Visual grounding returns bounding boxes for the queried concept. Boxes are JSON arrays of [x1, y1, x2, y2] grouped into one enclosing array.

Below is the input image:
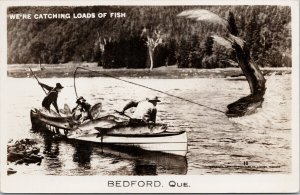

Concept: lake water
[[6, 75, 291, 175]]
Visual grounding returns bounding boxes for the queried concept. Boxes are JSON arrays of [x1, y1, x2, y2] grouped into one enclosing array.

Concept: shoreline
[[7, 64, 291, 79]]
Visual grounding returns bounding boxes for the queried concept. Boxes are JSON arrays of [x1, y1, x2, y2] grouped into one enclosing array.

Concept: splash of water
[[229, 74, 291, 131]]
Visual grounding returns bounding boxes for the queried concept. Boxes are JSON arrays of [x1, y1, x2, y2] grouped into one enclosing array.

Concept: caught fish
[[33, 108, 75, 129], [78, 115, 123, 130], [101, 123, 168, 135], [89, 102, 102, 119], [67, 115, 125, 138]]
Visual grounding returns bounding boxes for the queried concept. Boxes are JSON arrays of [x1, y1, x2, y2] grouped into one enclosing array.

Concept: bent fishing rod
[[29, 67, 47, 94], [73, 66, 225, 114]]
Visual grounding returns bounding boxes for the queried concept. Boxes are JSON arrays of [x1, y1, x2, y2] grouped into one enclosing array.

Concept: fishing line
[[73, 66, 226, 114]]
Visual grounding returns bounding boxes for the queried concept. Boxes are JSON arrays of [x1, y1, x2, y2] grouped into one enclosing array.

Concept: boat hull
[[30, 109, 188, 156], [74, 131, 187, 156]]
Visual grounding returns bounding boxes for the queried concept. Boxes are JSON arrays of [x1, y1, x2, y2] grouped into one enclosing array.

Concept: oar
[[29, 67, 47, 94]]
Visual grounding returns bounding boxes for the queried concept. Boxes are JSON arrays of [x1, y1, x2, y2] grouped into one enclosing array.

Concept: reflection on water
[[6, 75, 291, 175], [134, 160, 157, 175], [42, 134, 63, 174], [75, 140, 188, 175], [35, 131, 187, 175], [72, 142, 92, 169]]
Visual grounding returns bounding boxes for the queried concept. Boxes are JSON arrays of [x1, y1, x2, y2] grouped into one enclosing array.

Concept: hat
[[76, 96, 86, 104], [55, 83, 64, 89], [148, 96, 161, 102]]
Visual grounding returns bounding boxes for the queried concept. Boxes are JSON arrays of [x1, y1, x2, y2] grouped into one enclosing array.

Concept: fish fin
[[64, 104, 72, 116], [89, 103, 102, 119]]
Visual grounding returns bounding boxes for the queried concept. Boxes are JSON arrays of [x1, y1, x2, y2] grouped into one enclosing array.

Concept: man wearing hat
[[72, 96, 92, 122], [38, 82, 63, 115], [120, 95, 160, 123]]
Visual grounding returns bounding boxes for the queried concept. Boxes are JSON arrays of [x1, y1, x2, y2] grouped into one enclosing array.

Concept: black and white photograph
[[0, 0, 299, 193]]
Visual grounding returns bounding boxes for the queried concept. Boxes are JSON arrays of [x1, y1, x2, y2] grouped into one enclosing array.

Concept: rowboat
[[30, 109, 188, 156]]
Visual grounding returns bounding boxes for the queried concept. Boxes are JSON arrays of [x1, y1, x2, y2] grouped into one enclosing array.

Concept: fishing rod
[[73, 66, 226, 114], [29, 67, 47, 94], [114, 110, 132, 119]]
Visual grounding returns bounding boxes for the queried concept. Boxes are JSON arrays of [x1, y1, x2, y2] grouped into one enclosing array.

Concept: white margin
[[0, 0, 299, 193]]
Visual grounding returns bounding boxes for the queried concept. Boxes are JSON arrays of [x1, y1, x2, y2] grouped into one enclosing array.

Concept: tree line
[[7, 5, 291, 68]]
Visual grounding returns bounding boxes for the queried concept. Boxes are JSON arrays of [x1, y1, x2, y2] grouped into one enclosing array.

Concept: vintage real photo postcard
[[0, 0, 299, 193]]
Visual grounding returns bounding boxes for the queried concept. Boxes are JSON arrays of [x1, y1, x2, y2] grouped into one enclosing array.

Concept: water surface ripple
[[6, 75, 291, 175]]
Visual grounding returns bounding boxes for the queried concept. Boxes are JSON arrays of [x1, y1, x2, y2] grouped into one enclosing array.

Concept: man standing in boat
[[119, 96, 160, 123], [38, 82, 63, 115]]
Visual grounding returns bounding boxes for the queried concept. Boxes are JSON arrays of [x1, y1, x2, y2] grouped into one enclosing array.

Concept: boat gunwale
[[94, 131, 186, 138]]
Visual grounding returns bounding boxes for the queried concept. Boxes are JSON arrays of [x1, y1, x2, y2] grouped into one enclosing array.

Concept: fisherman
[[119, 96, 160, 124], [38, 82, 63, 115], [72, 96, 92, 122]]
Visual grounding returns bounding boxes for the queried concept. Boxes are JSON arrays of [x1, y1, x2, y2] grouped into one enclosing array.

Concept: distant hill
[[7, 5, 291, 68]]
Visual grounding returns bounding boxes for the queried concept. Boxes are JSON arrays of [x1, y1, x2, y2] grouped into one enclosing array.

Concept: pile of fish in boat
[[30, 107, 187, 156]]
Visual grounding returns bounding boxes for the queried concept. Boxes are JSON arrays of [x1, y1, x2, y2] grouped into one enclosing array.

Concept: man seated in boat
[[72, 96, 92, 123], [119, 96, 160, 124], [38, 82, 63, 116]]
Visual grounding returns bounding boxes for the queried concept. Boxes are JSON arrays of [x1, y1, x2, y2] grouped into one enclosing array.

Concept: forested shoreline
[[8, 6, 291, 69]]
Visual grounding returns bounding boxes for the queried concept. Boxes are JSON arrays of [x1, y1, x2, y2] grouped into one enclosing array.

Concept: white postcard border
[[0, 0, 299, 193]]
